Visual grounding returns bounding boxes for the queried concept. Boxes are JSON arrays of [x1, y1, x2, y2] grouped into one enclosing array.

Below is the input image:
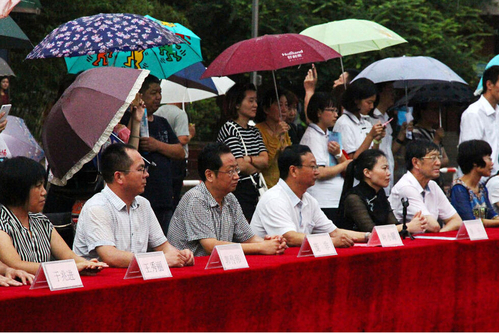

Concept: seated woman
[[450, 140, 499, 226], [338, 149, 427, 232], [0, 157, 108, 275]]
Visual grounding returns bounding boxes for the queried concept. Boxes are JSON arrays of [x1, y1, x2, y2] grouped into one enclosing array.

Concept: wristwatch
[[334, 152, 343, 160], [364, 232, 371, 242]]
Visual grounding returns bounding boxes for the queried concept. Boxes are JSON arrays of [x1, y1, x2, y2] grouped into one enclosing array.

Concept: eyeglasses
[[421, 155, 442, 162], [216, 167, 240, 177], [117, 165, 149, 174], [324, 107, 339, 113], [298, 165, 320, 171]]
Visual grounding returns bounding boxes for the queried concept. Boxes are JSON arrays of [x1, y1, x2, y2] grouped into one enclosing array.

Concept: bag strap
[[227, 121, 258, 187]]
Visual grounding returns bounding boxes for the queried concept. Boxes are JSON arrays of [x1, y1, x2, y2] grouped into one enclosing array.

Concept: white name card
[[456, 219, 488, 241], [297, 233, 337, 257], [205, 244, 249, 270], [30, 259, 83, 291], [367, 225, 404, 247], [124, 251, 172, 280]]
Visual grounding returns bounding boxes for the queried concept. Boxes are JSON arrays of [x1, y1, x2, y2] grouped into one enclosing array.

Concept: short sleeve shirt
[[73, 186, 167, 260], [333, 110, 373, 155], [389, 171, 457, 223], [217, 121, 267, 160], [167, 182, 254, 257], [0, 205, 53, 263], [251, 179, 337, 238]]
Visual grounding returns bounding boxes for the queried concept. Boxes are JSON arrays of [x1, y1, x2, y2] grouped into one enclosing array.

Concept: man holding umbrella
[[122, 75, 185, 233], [459, 66, 499, 178]]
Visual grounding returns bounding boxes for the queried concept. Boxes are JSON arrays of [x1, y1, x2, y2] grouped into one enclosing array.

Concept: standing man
[[167, 142, 287, 257], [122, 75, 185, 234], [155, 102, 195, 209], [389, 140, 462, 232], [460, 65, 499, 176], [73, 144, 194, 268], [251, 145, 369, 247]]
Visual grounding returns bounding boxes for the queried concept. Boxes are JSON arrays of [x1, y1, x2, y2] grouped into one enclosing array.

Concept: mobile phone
[[0, 104, 11, 122]]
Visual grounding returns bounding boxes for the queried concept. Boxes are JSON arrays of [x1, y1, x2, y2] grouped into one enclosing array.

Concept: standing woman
[[255, 88, 291, 188], [338, 149, 427, 232], [217, 83, 269, 221], [0, 157, 108, 275], [333, 78, 385, 159], [300, 92, 351, 223], [0, 76, 10, 106]]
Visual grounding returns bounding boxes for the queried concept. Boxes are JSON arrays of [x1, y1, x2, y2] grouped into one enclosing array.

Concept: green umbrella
[[0, 15, 32, 49], [300, 19, 407, 84]]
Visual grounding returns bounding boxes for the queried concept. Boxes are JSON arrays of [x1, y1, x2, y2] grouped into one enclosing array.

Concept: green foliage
[[6, 0, 494, 143]]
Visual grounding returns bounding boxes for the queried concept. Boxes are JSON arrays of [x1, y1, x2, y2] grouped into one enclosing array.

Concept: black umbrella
[[0, 15, 32, 49], [394, 82, 474, 107]]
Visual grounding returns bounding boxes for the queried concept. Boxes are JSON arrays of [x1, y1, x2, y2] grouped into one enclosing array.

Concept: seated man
[[168, 142, 287, 257], [73, 144, 194, 268], [389, 140, 462, 232], [251, 144, 369, 247]]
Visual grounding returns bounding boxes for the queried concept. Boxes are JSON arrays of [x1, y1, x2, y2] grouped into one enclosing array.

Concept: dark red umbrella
[[43, 67, 149, 186], [201, 33, 341, 78]]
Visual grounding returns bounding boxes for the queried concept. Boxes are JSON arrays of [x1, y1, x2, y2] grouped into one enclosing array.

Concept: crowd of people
[[1, 61, 499, 288]]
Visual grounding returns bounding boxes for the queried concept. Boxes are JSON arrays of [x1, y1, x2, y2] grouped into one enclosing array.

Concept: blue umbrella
[[474, 54, 499, 95], [25, 13, 183, 59], [62, 15, 203, 79]]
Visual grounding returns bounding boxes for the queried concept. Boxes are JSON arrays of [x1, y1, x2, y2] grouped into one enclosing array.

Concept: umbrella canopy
[[474, 54, 499, 95], [0, 0, 20, 19], [161, 62, 234, 103], [26, 13, 183, 60], [0, 57, 14, 76], [394, 82, 475, 107], [0, 15, 32, 49], [202, 33, 341, 78], [63, 15, 202, 79], [0, 115, 44, 161], [43, 67, 149, 186], [300, 19, 407, 56], [353, 56, 467, 87]]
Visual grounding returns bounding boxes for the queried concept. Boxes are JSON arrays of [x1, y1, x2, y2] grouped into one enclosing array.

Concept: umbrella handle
[[272, 70, 282, 121]]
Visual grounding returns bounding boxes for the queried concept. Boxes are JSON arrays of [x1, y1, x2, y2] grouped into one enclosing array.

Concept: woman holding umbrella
[[255, 87, 291, 188], [0, 157, 108, 275], [333, 78, 385, 159], [217, 83, 268, 221]]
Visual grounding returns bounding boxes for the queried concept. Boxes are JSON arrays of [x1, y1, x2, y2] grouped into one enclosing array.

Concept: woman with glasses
[[217, 83, 269, 221], [255, 88, 291, 188], [0, 157, 108, 275], [338, 149, 427, 232], [450, 140, 499, 226], [300, 92, 351, 223]]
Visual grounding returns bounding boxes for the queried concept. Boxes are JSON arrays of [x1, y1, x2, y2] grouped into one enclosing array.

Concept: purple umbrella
[[43, 66, 149, 186], [0, 115, 44, 161]]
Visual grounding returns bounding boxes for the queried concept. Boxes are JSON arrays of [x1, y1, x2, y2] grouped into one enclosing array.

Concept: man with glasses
[[251, 145, 369, 247], [389, 140, 462, 232], [167, 142, 287, 257], [73, 144, 194, 268]]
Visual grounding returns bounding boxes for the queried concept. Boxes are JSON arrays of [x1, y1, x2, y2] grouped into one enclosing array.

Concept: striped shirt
[[0, 205, 53, 263], [167, 182, 254, 257], [217, 121, 267, 160]]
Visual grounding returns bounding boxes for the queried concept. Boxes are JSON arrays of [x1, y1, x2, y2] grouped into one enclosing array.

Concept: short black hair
[[197, 142, 232, 182], [278, 144, 312, 180], [405, 139, 440, 171], [101, 143, 136, 183], [0, 157, 46, 207], [482, 66, 499, 94], [344, 68, 360, 84], [139, 74, 161, 94], [224, 82, 257, 121], [307, 92, 336, 124], [458, 140, 492, 174], [255, 87, 287, 123], [341, 78, 378, 113]]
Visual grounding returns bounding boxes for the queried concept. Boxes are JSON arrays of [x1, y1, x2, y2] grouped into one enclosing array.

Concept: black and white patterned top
[[0, 205, 53, 263], [167, 182, 254, 257], [217, 120, 267, 160]]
